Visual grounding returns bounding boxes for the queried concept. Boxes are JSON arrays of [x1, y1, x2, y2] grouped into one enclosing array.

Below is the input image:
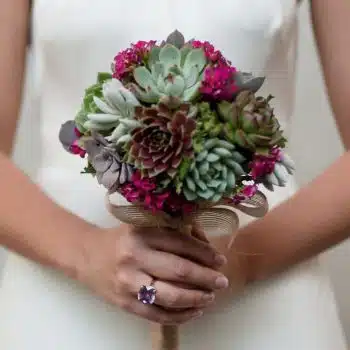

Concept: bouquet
[[58, 30, 295, 350]]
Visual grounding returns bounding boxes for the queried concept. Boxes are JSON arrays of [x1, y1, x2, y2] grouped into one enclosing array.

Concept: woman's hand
[[75, 224, 229, 325], [208, 234, 250, 303]]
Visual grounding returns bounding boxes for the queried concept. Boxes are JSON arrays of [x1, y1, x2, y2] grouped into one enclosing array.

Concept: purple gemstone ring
[[137, 279, 157, 305]]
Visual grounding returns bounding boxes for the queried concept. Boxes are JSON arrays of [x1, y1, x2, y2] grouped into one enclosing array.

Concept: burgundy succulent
[[128, 103, 196, 178]]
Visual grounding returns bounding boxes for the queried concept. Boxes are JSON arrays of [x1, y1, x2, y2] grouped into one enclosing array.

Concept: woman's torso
[[2, 1, 347, 349]]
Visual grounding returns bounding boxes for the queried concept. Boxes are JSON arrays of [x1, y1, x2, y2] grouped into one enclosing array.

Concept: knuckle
[[174, 261, 190, 279], [119, 247, 136, 265], [115, 269, 131, 289], [167, 292, 181, 308]]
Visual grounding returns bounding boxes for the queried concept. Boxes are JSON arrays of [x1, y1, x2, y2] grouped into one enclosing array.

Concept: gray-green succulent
[[83, 78, 142, 145], [182, 138, 246, 202], [128, 43, 207, 105], [262, 152, 295, 190]]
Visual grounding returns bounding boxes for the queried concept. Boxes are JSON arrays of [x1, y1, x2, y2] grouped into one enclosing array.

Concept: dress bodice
[[30, 0, 299, 171]]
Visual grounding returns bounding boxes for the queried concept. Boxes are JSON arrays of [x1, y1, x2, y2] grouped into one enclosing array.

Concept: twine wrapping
[[106, 191, 268, 350]]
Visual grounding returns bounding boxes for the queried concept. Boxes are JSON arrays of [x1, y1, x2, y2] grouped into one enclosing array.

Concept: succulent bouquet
[[58, 30, 294, 350]]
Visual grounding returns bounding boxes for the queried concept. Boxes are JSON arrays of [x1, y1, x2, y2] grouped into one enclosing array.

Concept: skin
[[0, 0, 230, 325], [211, 0, 350, 294], [1, 0, 350, 324]]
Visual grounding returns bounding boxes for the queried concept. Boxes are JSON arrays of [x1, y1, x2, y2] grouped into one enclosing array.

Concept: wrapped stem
[[151, 324, 179, 350]]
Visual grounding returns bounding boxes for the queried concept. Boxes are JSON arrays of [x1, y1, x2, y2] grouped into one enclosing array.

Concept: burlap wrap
[[106, 191, 269, 350]]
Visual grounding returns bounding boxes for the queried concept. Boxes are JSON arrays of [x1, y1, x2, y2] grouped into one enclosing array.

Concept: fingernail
[[215, 276, 229, 289], [215, 254, 227, 266], [202, 293, 215, 303]]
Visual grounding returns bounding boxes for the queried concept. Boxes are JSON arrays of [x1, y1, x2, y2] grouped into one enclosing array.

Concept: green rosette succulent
[[218, 90, 286, 154], [182, 138, 246, 202], [82, 78, 142, 145], [128, 42, 207, 105], [75, 72, 112, 133]]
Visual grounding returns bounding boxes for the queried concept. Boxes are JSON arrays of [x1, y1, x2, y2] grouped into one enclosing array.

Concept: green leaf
[[183, 188, 197, 201], [97, 72, 112, 84], [198, 161, 209, 175], [217, 101, 234, 122], [184, 65, 199, 89], [196, 150, 208, 162], [213, 147, 232, 157], [159, 44, 181, 68], [185, 176, 196, 192], [151, 62, 165, 81], [133, 66, 155, 90], [180, 46, 191, 66], [147, 47, 161, 69], [197, 189, 215, 200], [206, 153, 220, 162], [183, 49, 207, 74], [227, 171, 236, 188], [183, 81, 201, 102], [178, 158, 192, 180], [165, 75, 185, 97]]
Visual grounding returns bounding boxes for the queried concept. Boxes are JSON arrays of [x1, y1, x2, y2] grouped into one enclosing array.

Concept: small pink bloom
[[200, 65, 238, 101], [113, 40, 156, 81], [191, 41, 229, 66]]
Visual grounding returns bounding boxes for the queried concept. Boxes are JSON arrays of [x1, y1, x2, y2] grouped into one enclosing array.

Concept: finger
[[146, 228, 226, 268], [117, 269, 215, 309], [141, 250, 229, 291], [191, 225, 209, 243], [125, 298, 203, 325], [152, 279, 215, 309]]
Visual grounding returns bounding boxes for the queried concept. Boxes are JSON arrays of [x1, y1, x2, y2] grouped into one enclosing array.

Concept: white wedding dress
[[0, 0, 348, 349]]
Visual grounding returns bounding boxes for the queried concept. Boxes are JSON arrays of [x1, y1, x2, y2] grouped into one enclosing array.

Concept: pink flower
[[200, 65, 238, 101], [113, 40, 156, 81], [249, 147, 283, 180], [120, 171, 196, 216], [120, 171, 170, 213], [191, 40, 229, 66]]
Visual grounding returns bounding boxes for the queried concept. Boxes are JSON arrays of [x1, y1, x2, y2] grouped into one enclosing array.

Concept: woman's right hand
[[75, 223, 229, 325]]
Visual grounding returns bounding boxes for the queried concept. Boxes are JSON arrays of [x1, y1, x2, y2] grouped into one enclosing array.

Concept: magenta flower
[[191, 40, 229, 66], [120, 171, 170, 213], [200, 65, 238, 101], [113, 40, 156, 81], [120, 171, 196, 216], [249, 147, 283, 180]]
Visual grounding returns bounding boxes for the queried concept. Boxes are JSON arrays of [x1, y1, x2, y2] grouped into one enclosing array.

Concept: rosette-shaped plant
[[128, 42, 207, 104], [127, 103, 196, 178], [82, 78, 142, 145], [84, 133, 134, 192], [218, 90, 286, 154], [182, 138, 246, 202], [74, 72, 113, 133]]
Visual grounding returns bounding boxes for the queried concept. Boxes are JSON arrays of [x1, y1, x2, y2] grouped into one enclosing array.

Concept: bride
[[1, 0, 349, 349]]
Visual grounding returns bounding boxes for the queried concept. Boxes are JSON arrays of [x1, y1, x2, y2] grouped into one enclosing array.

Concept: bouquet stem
[[151, 324, 179, 350]]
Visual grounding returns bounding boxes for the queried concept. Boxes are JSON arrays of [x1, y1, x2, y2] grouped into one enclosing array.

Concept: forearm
[[230, 151, 350, 282], [0, 152, 95, 278], [311, 0, 350, 148]]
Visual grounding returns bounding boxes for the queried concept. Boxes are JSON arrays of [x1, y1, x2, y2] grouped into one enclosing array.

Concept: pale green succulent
[[83, 79, 142, 145], [128, 44, 207, 105], [262, 152, 295, 190], [182, 138, 246, 202]]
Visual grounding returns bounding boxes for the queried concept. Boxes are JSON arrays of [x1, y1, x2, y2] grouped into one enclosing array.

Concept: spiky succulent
[[127, 102, 196, 178], [74, 72, 113, 133], [218, 90, 286, 154], [84, 133, 134, 192], [182, 138, 246, 202], [128, 42, 207, 105], [81, 78, 141, 145]]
